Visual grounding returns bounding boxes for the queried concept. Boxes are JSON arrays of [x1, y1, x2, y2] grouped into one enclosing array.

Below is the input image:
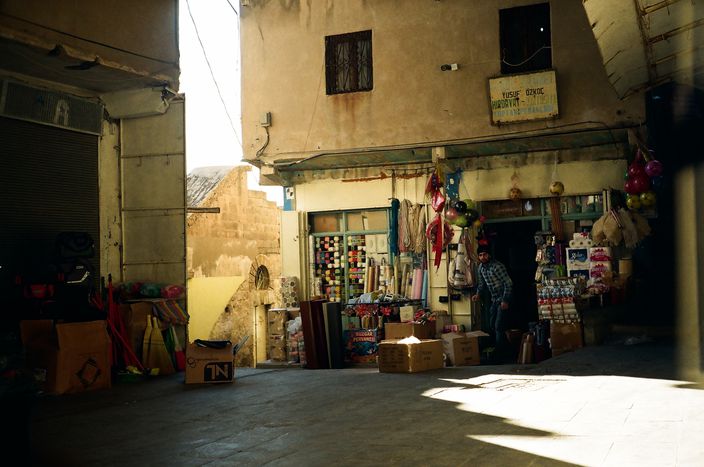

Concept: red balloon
[[645, 160, 663, 177], [632, 174, 651, 194], [624, 179, 637, 194], [628, 163, 646, 178]]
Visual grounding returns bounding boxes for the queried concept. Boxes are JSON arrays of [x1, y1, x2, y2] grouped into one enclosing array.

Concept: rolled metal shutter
[[0, 116, 99, 286]]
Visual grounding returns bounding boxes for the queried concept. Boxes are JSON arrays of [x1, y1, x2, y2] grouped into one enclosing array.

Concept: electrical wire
[[224, 0, 239, 16], [185, 0, 243, 149], [502, 45, 552, 67]]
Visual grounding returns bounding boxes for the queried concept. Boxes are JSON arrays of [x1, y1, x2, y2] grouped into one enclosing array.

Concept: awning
[[582, 0, 704, 99]]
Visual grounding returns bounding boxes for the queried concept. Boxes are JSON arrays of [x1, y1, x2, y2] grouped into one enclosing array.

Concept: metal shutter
[[0, 116, 99, 286]]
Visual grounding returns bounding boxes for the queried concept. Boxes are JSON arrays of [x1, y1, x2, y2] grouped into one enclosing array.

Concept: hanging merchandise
[[412, 204, 427, 254], [509, 171, 522, 201], [449, 230, 474, 290], [389, 198, 400, 256], [398, 199, 413, 253], [425, 213, 453, 270], [625, 147, 663, 211], [425, 166, 452, 269]]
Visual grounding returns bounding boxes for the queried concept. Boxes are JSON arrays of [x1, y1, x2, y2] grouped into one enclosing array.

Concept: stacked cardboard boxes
[[377, 321, 443, 373], [268, 308, 289, 361]]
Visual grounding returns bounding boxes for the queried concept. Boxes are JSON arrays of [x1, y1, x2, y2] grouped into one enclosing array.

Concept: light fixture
[[440, 63, 459, 71]]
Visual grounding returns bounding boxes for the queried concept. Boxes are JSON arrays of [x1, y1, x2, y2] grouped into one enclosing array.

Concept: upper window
[[325, 30, 373, 95], [500, 3, 552, 75]]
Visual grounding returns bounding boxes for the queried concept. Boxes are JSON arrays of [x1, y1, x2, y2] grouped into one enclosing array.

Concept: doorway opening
[[483, 220, 542, 332]]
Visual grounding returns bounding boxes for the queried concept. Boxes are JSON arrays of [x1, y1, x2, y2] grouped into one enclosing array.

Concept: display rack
[[314, 236, 343, 302], [347, 235, 366, 299]]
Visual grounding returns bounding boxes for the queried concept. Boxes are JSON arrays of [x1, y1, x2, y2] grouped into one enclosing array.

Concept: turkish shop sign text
[[489, 70, 559, 124]]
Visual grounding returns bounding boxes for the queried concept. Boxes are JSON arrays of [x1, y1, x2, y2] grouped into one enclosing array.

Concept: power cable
[[185, 0, 242, 149], [224, 0, 239, 16]]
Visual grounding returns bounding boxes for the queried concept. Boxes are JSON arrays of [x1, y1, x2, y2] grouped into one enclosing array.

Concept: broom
[[144, 316, 175, 375], [169, 326, 186, 371], [142, 314, 152, 366]]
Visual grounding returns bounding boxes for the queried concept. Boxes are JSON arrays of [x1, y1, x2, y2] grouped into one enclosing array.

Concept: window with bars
[[500, 3, 552, 75], [325, 30, 373, 95]]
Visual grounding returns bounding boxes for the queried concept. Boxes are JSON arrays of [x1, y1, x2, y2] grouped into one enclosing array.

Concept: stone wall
[[187, 166, 281, 367]]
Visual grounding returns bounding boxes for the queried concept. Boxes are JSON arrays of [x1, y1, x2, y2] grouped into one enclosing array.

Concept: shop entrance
[[484, 220, 542, 331]]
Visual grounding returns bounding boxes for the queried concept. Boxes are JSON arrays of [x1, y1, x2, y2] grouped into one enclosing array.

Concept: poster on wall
[[488, 70, 559, 124]]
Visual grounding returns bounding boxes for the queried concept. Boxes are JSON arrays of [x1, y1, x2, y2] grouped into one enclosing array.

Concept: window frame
[[499, 2, 552, 75], [324, 30, 373, 95]]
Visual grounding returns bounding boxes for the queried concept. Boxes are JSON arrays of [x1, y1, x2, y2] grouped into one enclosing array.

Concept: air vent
[[0, 79, 103, 135]]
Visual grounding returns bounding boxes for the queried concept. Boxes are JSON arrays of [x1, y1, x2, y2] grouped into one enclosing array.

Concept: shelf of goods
[[347, 235, 366, 299], [536, 277, 585, 323], [314, 236, 343, 302]]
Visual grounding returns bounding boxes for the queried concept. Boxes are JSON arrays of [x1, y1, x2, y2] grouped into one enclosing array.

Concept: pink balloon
[[645, 160, 663, 177], [445, 207, 459, 223]]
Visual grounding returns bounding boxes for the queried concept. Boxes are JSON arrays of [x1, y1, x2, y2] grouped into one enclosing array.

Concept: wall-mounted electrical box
[[260, 112, 272, 127]]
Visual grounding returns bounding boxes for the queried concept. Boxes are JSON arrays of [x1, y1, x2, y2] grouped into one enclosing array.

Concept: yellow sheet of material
[[187, 276, 245, 340]]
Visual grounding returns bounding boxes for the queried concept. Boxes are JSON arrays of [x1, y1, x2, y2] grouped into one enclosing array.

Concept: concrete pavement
[[25, 338, 704, 466]]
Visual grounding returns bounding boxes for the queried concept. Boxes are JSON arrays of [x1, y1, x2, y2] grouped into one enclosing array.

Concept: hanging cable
[[502, 46, 552, 67], [185, 0, 242, 149]]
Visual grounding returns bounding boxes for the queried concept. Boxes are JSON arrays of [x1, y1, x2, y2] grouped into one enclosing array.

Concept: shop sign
[[489, 70, 559, 124]]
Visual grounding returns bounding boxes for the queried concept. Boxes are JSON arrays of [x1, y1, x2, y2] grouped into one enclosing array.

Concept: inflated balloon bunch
[[623, 148, 663, 211], [445, 198, 485, 229]]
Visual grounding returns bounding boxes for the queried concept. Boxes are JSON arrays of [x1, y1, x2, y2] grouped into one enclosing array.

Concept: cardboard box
[[268, 309, 288, 335], [441, 331, 489, 366], [378, 339, 444, 373], [20, 320, 112, 395], [550, 322, 584, 356], [384, 322, 435, 340], [185, 342, 235, 384]]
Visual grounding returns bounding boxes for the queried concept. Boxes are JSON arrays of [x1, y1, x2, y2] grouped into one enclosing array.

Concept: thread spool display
[[315, 236, 343, 302]]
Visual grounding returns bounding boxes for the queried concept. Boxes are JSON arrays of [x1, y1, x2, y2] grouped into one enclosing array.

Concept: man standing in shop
[[471, 244, 513, 363]]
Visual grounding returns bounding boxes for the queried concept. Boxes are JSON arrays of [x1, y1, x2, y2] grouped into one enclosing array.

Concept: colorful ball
[[466, 208, 479, 223], [640, 190, 656, 207], [454, 215, 469, 228], [445, 207, 459, 223], [628, 162, 646, 178], [624, 179, 637, 194], [626, 195, 641, 210], [631, 174, 651, 194], [645, 160, 664, 177], [454, 200, 468, 214]]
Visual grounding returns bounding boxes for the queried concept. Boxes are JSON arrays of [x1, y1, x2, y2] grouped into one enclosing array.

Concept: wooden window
[[500, 3, 552, 74], [325, 30, 373, 95]]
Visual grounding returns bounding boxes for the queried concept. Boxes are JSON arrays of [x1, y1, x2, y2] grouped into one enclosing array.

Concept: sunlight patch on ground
[[422, 374, 700, 466]]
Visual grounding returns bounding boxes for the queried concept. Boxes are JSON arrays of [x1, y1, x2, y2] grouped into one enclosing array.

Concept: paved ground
[[21, 338, 704, 466]]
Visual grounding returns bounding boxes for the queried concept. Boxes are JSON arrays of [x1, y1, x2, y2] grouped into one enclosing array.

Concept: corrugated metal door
[[0, 116, 99, 286], [120, 98, 186, 286]]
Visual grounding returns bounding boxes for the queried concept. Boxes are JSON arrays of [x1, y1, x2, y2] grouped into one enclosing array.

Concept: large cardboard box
[[20, 320, 112, 395], [378, 339, 444, 373], [384, 322, 435, 340], [550, 322, 584, 356], [441, 331, 489, 366], [185, 342, 235, 384]]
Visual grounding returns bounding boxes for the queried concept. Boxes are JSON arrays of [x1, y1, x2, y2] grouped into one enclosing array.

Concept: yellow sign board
[[489, 70, 559, 124]]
